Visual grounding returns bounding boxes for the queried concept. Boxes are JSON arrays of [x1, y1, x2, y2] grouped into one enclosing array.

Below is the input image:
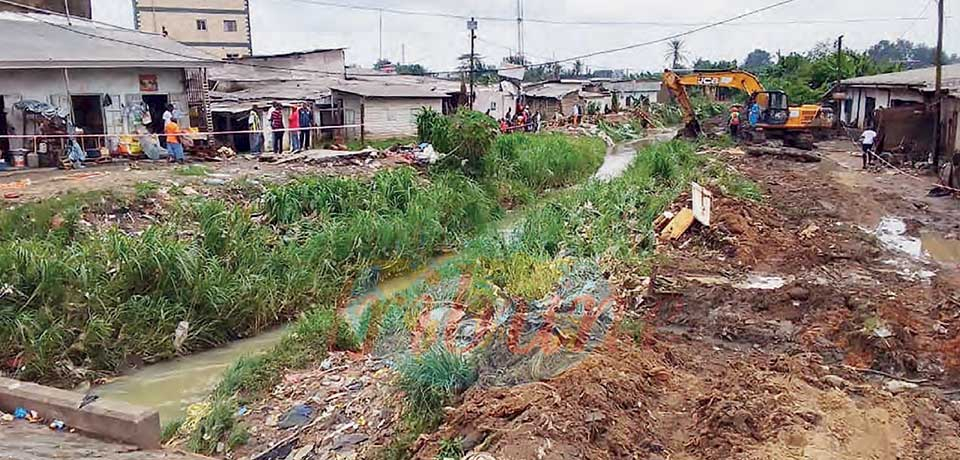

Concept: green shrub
[[397, 344, 477, 430]]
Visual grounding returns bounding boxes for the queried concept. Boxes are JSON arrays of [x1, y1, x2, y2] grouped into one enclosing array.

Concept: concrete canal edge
[[0, 377, 161, 449]]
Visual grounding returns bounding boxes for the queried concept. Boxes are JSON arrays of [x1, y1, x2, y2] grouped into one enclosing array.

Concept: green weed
[[173, 165, 209, 177], [397, 344, 477, 431]]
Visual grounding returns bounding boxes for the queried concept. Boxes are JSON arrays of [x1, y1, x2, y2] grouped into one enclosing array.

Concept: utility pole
[[62, 0, 74, 125], [933, 0, 944, 170], [378, 9, 383, 63], [835, 35, 843, 128], [516, 0, 524, 62], [401, 44, 405, 65], [468, 18, 478, 110]]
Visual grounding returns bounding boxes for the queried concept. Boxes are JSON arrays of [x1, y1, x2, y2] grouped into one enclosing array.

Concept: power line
[[1, 0, 802, 77]]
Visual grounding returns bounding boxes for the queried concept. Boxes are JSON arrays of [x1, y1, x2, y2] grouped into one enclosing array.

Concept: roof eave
[[0, 60, 210, 69]]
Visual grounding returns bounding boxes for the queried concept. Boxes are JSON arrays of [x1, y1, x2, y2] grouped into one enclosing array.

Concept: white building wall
[[363, 98, 441, 140], [842, 87, 926, 128], [0, 67, 188, 144], [474, 87, 514, 120], [334, 91, 441, 140]]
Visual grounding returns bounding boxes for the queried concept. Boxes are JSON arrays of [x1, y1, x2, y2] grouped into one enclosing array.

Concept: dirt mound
[[411, 345, 672, 460]]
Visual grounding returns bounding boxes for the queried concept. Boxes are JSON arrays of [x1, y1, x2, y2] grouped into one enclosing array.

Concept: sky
[[92, 0, 956, 73]]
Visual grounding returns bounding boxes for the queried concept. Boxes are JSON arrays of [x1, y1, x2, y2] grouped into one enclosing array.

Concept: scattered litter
[[3, 192, 21, 199], [872, 325, 894, 339], [236, 406, 249, 417], [884, 380, 919, 394], [822, 375, 849, 389], [660, 208, 695, 241], [277, 404, 313, 429], [799, 223, 820, 239], [0, 179, 31, 190], [734, 274, 786, 290], [203, 178, 227, 186], [13, 407, 27, 419], [48, 419, 65, 431], [173, 321, 189, 352], [290, 443, 314, 460]]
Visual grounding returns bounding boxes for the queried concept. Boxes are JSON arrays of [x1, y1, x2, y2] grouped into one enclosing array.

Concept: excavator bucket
[[678, 119, 702, 139]]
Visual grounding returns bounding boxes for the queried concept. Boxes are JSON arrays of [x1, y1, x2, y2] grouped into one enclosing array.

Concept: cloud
[[93, 0, 955, 73]]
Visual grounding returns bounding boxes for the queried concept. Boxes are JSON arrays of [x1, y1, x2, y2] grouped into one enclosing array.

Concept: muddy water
[[593, 129, 677, 181], [94, 135, 667, 424], [870, 216, 960, 264]]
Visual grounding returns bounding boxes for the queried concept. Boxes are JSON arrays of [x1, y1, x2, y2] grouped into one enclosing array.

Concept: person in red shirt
[[288, 105, 301, 152], [269, 102, 284, 154]]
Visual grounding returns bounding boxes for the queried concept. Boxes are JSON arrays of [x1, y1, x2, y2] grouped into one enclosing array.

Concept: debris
[[13, 407, 27, 419], [332, 433, 368, 451], [173, 321, 189, 352], [0, 179, 31, 190], [799, 223, 820, 239], [289, 443, 314, 460], [872, 325, 894, 339], [203, 178, 227, 186], [745, 146, 821, 163], [691, 182, 713, 227], [822, 375, 850, 389], [277, 404, 313, 429], [49, 420, 65, 431], [78, 393, 99, 409], [884, 380, 919, 394], [3, 192, 20, 199], [0, 412, 13, 422], [53, 172, 110, 182], [180, 186, 199, 196], [660, 208, 695, 241]]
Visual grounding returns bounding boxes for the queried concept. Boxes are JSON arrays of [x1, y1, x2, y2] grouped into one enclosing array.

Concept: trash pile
[[226, 352, 404, 460], [0, 407, 70, 434], [385, 143, 441, 166]]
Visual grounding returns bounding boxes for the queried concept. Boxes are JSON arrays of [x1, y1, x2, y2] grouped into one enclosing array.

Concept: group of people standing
[[248, 102, 314, 155], [727, 101, 763, 138], [497, 104, 543, 134]]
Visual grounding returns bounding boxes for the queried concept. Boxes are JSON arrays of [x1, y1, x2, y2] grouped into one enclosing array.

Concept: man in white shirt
[[859, 128, 878, 169]]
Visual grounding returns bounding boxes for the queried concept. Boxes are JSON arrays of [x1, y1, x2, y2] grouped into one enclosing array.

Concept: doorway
[[0, 96, 8, 154], [71, 95, 105, 150], [864, 96, 877, 129], [142, 94, 169, 135]]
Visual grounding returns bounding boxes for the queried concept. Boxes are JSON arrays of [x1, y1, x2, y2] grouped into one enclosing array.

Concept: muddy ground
[[406, 139, 960, 459]]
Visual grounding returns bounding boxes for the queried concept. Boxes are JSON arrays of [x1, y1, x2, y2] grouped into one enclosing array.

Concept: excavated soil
[[410, 141, 960, 459]]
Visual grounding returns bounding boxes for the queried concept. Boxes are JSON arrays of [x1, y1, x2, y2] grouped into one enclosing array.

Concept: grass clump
[[397, 344, 477, 431], [173, 165, 209, 177]]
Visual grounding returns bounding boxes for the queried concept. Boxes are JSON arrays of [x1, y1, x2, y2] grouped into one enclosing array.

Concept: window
[[225, 53, 240, 59], [490, 101, 497, 111], [223, 20, 238, 32], [196, 19, 207, 30]]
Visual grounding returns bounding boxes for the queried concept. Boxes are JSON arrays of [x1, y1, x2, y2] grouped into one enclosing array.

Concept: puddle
[[873, 217, 923, 257], [869, 216, 960, 264], [734, 274, 786, 290], [922, 232, 960, 263]]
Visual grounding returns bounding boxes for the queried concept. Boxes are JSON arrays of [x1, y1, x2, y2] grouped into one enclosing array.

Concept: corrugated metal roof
[[330, 82, 449, 98], [841, 64, 960, 91], [0, 13, 211, 69], [602, 80, 662, 92], [524, 82, 582, 99]]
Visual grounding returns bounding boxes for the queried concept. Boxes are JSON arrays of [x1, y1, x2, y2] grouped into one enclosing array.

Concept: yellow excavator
[[662, 69, 834, 149]]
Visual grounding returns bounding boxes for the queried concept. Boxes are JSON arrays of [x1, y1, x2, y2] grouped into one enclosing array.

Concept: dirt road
[[412, 139, 960, 459]]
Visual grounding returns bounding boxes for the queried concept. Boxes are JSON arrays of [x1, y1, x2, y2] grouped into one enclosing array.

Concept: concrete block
[[0, 377, 161, 449]]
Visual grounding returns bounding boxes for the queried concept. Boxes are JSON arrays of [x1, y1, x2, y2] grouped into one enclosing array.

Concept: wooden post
[[932, 0, 944, 170], [359, 99, 366, 145]]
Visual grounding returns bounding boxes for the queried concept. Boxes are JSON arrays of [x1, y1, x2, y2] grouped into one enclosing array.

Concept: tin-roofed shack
[[836, 64, 960, 158], [331, 82, 450, 140], [0, 12, 212, 167]]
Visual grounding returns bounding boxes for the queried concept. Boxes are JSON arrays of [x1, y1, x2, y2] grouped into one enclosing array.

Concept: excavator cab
[[753, 91, 790, 126]]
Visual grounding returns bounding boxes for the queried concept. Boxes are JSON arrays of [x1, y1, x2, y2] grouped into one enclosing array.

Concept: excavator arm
[[662, 70, 702, 137], [662, 69, 767, 138]]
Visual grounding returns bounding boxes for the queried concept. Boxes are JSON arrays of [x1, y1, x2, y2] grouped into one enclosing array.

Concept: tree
[[692, 58, 737, 70], [665, 39, 688, 69], [743, 49, 773, 73], [397, 64, 429, 75]]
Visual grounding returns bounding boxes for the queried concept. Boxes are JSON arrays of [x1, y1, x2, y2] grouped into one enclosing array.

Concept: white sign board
[[692, 182, 712, 227]]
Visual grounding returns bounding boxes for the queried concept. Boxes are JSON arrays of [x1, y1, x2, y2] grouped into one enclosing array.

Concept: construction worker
[[728, 106, 742, 138], [164, 116, 185, 164]]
